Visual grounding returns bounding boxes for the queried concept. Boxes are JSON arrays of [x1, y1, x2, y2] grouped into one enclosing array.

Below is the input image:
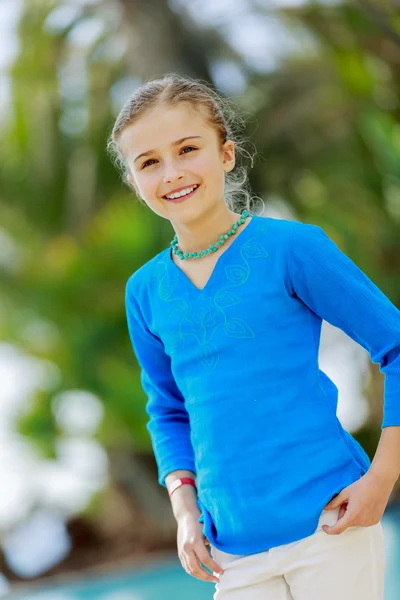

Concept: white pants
[[210, 506, 386, 600]]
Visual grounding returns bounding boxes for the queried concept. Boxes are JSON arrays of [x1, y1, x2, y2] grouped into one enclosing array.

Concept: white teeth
[[166, 184, 198, 199]]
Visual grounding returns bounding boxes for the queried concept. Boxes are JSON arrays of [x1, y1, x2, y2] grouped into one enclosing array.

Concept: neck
[[171, 208, 243, 254]]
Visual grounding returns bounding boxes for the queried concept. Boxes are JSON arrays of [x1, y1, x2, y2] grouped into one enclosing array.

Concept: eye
[[141, 158, 157, 169], [181, 146, 196, 154], [141, 146, 197, 169]]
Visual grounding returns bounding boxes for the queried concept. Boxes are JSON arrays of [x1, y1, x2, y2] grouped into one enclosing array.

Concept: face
[[119, 102, 235, 223]]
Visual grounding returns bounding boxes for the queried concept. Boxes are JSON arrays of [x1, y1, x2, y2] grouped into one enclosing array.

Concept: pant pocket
[[316, 506, 341, 530], [210, 544, 245, 569]]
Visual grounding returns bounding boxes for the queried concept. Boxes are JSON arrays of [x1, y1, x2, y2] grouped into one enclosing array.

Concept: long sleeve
[[125, 277, 196, 487], [287, 222, 400, 428]]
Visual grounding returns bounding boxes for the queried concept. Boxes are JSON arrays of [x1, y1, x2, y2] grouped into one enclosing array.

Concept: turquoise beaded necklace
[[170, 209, 250, 261]]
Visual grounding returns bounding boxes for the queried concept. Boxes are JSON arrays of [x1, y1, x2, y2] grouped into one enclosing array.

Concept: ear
[[222, 139, 235, 173]]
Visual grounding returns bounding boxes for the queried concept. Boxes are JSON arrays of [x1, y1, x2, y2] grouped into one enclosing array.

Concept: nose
[[162, 160, 185, 184]]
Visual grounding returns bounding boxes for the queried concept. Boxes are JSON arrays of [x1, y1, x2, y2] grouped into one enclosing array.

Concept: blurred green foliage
[[0, 0, 399, 502]]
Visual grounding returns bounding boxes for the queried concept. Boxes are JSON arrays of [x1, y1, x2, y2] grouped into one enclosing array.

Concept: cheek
[[137, 174, 158, 197], [193, 154, 221, 181]]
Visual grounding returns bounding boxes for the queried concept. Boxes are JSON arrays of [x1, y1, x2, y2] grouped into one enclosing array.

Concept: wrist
[[168, 476, 197, 498], [176, 507, 202, 523], [367, 467, 398, 489]]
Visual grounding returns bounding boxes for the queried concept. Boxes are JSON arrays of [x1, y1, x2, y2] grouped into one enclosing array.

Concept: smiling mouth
[[163, 184, 200, 202]]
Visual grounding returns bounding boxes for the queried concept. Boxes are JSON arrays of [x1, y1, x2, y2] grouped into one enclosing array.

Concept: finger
[[186, 551, 221, 583], [338, 503, 347, 520], [179, 552, 191, 576], [196, 547, 224, 577], [323, 513, 352, 535], [324, 493, 345, 510]]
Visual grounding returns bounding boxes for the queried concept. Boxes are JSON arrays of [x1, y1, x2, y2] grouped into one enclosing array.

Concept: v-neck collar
[[166, 215, 257, 292]]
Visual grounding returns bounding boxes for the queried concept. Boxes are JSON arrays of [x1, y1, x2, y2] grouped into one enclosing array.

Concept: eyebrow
[[133, 136, 203, 164]]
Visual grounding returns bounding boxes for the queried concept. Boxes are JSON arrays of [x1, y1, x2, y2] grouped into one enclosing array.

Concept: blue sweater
[[125, 214, 400, 555]]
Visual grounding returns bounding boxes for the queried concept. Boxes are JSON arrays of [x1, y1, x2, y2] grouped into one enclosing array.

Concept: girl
[[107, 73, 400, 600]]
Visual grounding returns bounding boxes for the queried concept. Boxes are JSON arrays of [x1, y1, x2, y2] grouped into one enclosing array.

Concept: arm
[[165, 469, 201, 522], [125, 278, 197, 489], [369, 426, 400, 486], [323, 421, 400, 532], [287, 222, 400, 482], [125, 279, 222, 581]]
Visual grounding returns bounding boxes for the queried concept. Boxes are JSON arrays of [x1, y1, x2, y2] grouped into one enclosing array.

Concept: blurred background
[[0, 0, 400, 598]]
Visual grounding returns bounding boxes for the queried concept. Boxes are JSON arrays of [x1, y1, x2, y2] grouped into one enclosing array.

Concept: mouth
[[163, 184, 200, 203]]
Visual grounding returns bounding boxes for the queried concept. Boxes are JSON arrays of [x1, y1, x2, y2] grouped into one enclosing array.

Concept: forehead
[[120, 103, 213, 159]]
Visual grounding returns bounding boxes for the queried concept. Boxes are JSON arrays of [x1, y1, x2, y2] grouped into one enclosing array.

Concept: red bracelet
[[168, 477, 197, 497]]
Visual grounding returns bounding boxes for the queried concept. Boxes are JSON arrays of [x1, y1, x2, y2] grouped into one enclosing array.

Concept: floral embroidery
[[153, 221, 269, 374]]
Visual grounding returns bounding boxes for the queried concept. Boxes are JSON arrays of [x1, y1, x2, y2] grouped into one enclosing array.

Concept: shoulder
[[252, 214, 325, 247], [288, 220, 334, 258], [125, 248, 169, 302], [264, 215, 324, 235], [252, 216, 334, 278]]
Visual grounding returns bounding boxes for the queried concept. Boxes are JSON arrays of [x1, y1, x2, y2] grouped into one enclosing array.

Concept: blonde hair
[[107, 72, 263, 215]]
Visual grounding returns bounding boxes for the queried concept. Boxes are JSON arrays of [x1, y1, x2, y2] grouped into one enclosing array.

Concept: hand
[[177, 513, 224, 583], [322, 470, 394, 535]]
